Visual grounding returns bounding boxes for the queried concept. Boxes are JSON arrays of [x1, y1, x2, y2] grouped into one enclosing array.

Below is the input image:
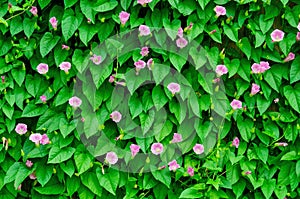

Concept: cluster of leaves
[[0, 0, 300, 198]]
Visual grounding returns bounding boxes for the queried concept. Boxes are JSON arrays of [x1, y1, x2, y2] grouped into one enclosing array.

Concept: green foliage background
[[0, 0, 300, 198]]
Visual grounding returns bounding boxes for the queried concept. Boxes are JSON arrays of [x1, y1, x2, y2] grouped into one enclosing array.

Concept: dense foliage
[[1, 0, 300, 198]]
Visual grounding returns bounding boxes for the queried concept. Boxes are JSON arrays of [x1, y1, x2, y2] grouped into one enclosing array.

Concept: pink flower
[[177, 27, 183, 38], [168, 160, 180, 171], [244, 171, 252, 175], [105, 152, 118, 164], [187, 166, 194, 177], [2, 137, 8, 150], [130, 144, 140, 157], [230, 99, 242, 110], [250, 83, 260, 95], [90, 54, 102, 65], [87, 18, 91, 24], [110, 111, 122, 123], [26, 160, 33, 168], [40, 95, 47, 103], [17, 184, 22, 191], [193, 144, 204, 155], [171, 133, 182, 143], [109, 75, 115, 83], [116, 81, 126, 86], [29, 172, 36, 180], [232, 137, 239, 148], [176, 37, 188, 48], [119, 11, 130, 25], [283, 52, 295, 62], [215, 65, 228, 76], [139, 25, 151, 36], [49, 17, 58, 29], [271, 29, 284, 42], [147, 58, 153, 70], [209, 29, 217, 34], [69, 96, 82, 108], [134, 60, 146, 72], [37, 63, 48, 74], [29, 133, 42, 144], [275, 142, 288, 147], [251, 63, 261, 74], [260, 61, 270, 72], [137, 0, 152, 6], [1, 76, 4, 83], [15, 123, 27, 135], [40, 134, 50, 145], [30, 6, 38, 16], [151, 143, 164, 155], [274, 98, 279, 103], [59, 62, 71, 73], [167, 83, 180, 95], [185, 22, 193, 31], [62, 44, 70, 50], [298, 22, 300, 31], [213, 78, 220, 83], [214, 6, 226, 17], [140, 47, 149, 57], [297, 32, 300, 41]]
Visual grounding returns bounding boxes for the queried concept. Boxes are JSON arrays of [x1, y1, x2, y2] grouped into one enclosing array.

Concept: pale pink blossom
[[81, 117, 85, 122], [250, 83, 260, 95], [62, 44, 70, 50], [29, 172, 37, 180], [139, 25, 151, 36], [1, 76, 4, 83], [49, 17, 58, 29], [40, 95, 47, 103], [232, 137, 239, 148], [271, 29, 284, 42], [260, 61, 270, 72], [137, 0, 152, 6], [37, 63, 48, 74], [2, 137, 8, 150], [244, 171, 252, 175], [40, 134, 50, 145], [87, 18, 91, 23], [29, 133, 42, 144], [275, 142, 288, 147], [215, 65, 228, 76], [26, 160, 33, 168], [116, 81, 126, 86], [214, 6, 226, 17], [15, 123, 27, 135], [151, 143, 164, 155], [297, 32, 300, 41], [140, 47, 149, 57], [130, 144, 140, 157], [176, 37, 188, 48], [134, 60, 146, 73], [171, 133, 182, 143], [251, 63, 261, 74], [147, 58, 153, 70], [230, 99, 242, 110], [90, 54, 102, 65], [298, 22, 300, 31], [185, 22, 193, 31], [209, 29, 217, 34], [187, 166, 194, 176], [213, 78, 220, 83], [17, 184, 22, 191], [178, 27, 183, 38], [283, 52, 295, 62], [30, 6, 38, 16], [59, 62, 71, 73], [274, 98, 279, 103], [109, 75, 115, 83], [69, 96, 82, 108], [105, 152, 118, 164], [168, 160, 180, 171], [119, 11, 130, 25], [193, 144, 204, 155], [158, 165, 166, 170], [167, 82, 180, 95], [110, 111, 122, 123]]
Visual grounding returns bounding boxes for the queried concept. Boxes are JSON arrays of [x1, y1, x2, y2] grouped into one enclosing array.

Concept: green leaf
[[197, 0, 210, 9], [179, 187, 203, 198], [74, 150, 92, 175], [151, 169, 171, 188], [255, 31, 266, 48], [155, 120, 173, 142], [125, 69, 151, 95], [290, 56, 300, 84], [274, 185, 287, 199], [64, 0, 79, 8], [62, 15, 79, 41], [36, 164, 53, 187], [189, 47, 207, 70], [128, 94, 143, 119], [23, 18, 36, 38], [259, 16, 274, 34], [152, 86, 168, 111], [4, 162, 21, 184], [38, 0, 51, 9], [97, 168, 119, 195], [10, 16, 23, 36], [261, 179, 276, 199], [2, 104, 13, 120], [254, 146, 268, 164], [121, 0, 132, 10], [264, 69, 281, 93], [93, 1, 118, 12], [34, 183, 64, 195], [152, 64, 170, 85], [21, 103, 47, 117], [257, 95, 271, 115], [283, 84, 300, 113], [72, 49, 90, 73], [81, 172, 102, 197], [281, 151, 298, 161], [238, 37, 251, 59], [60, 160, 75, 177], [11, 68, 25, 87], [223, 24, 238, 42], [264, 5, 280, 20], [163, 18, 181, 40], [40, 32, 60, 57], [48, 146, 75, 164], [170, 53, 186, 72]]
